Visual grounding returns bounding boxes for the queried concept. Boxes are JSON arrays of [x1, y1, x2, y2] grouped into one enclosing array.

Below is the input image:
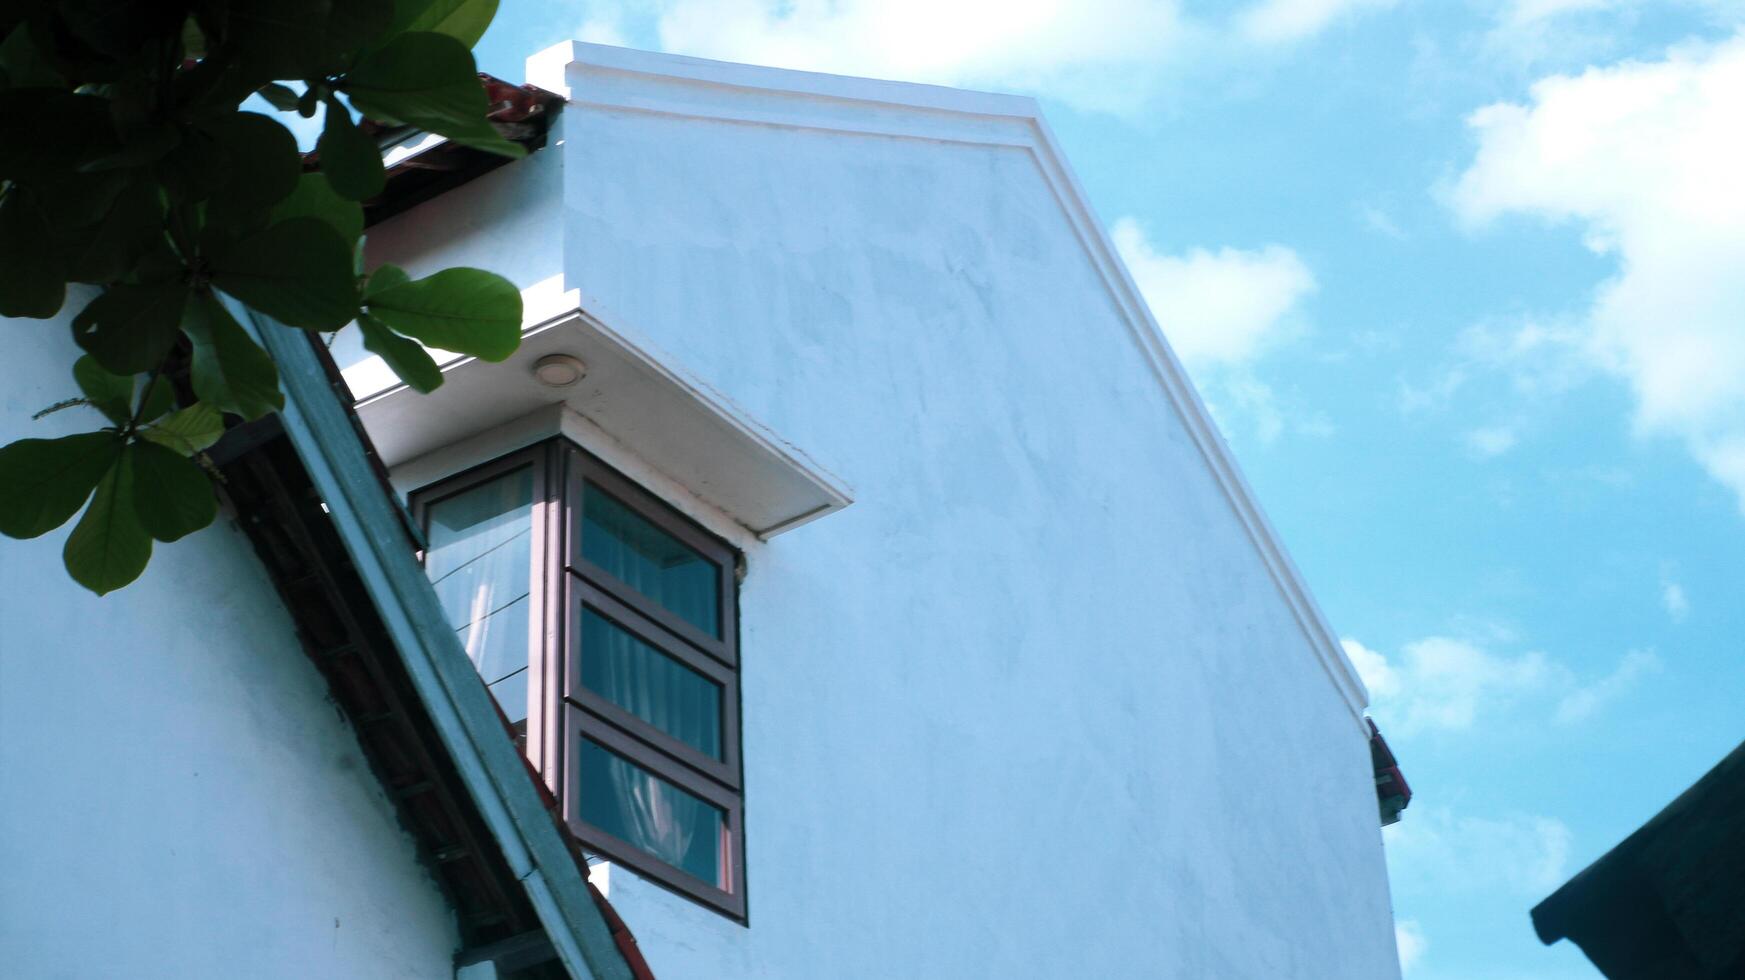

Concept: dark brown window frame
[[412, 438, 747, 921]]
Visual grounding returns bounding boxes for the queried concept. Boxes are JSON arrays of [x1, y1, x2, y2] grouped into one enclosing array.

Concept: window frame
[[562, 446, 745, 921], [413, 438, 747, 922]]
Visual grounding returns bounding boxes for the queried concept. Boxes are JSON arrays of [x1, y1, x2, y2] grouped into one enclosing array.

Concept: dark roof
[[301, 73, 564, 228], [1530, 740, 1745, 978]]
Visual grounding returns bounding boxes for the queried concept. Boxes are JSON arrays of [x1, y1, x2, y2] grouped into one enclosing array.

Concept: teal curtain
[[579, 739, 725, 886], [581, 483, 719, 636], [580, 607, 722, 758]]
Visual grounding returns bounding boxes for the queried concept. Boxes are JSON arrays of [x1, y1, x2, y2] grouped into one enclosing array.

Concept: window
[[414, 441, 745, 920]]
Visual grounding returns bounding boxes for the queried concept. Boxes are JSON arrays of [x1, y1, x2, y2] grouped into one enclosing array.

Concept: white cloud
[[1342, 637, 1400, 701], [1113, 218, 1316, 370], [1554, 649, 1661, 723], [591, 0, 1400, 113], [1662, 580, 1690, 622], [1453, 34, 1745, 510], [1113, 218, 1320, 443], [1361, 636, 1562, 732], [1385, 806, 1572, 896], [1359, 203, 1408, 240], [1394, 918, 1429, 974], [1239, 0, 1396, 45], [645, 0, 1193, 112], [1347, 635, 1656, 732], [1504, 0, 1613, 20], [1466, 425, 1519, 457]]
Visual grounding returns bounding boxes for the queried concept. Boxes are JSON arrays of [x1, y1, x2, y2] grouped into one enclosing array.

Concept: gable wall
[[0, 321, 461, 978], [361, 47, 1400, 980]]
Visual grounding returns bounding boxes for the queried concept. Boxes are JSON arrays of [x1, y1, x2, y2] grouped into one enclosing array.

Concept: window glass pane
[[425, 468, 535, 713], [580, 606, 722, 758], [490, 667, 529, 728], [581, 482, 719, 637], [579, 739, 727, 888]]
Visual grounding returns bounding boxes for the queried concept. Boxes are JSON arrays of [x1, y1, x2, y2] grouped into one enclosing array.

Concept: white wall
[[0, 319, 460, 978], [364, 45, 1400, 980]]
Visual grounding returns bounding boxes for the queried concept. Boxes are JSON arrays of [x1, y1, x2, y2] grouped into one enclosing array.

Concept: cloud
[[1395, 918, 1428, 974], [1358, 203, 1408, 240], [1452, 34, 1745, 511], [1385, 806, 1572, 897], [591, 0, 1400, 113], [1345, 635, 1656, 733], [1662, 580, 1690, 622], [1466, 425, 1519, 457], [1238, 0, 1397, 45], [1553, 649, 1661, 723], [1113, 217, 1321, 442], [643, 0, 1193, 112], [1113, 218, 1316, 370]]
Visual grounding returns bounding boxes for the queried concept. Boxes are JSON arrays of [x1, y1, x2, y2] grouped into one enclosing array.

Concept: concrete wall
[[365, 45, 1400, 980], [0, 321, 460, 977]]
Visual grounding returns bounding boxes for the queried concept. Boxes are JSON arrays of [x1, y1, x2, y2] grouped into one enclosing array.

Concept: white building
[[0, 42, 1402, 980]]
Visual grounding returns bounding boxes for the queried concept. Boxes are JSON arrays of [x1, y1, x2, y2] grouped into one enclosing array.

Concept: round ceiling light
[[532, 353, 587, 388]]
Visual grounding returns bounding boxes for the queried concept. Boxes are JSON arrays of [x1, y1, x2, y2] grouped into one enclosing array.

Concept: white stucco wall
[[0, 321, 461, 977], [360, 45, 1400, 980]]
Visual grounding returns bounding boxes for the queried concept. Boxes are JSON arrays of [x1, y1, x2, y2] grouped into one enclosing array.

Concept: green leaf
[[153, 125, 225, 204], [78, 124, 182, 173], [206, 112, 302, 211], [182, 291, 285, 420], [71, 281, 190, 375], [228, 0, 331, 82], [358, 312, 443, 392], [363, 262, 410, 298], [61, 180, 166, 284], [181, 15, 207, 61], [141, 402, 224, 456], [365, 267, 521, 360], [137, 374, 176, 423], [343, 32, 525, 157], [73, 356, 133, 425], [127, 441, 216, 542], [32, 169, 128, 230], [0, 432, 122, 539], [62, 451, 151, 595], [209, 218, 359, 331], [257, 82, 302, 112], [0, 89, 117, 182], [0, 188, 65, 318], [0, 23, 64, 89], [319, 0, 394, 71], [318, 94, 386, 200], [270, 172, 364, 249], [401, 0, 497, 49]]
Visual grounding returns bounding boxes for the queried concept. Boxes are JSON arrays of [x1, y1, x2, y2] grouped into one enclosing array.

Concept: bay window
[[414, 439, 745, 920]]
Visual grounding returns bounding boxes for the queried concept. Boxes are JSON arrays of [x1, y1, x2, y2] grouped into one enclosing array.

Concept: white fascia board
[[525, 41, 1372, 729]]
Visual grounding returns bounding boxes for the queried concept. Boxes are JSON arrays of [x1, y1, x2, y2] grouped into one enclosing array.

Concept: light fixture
[[532, 353, 587, 388]]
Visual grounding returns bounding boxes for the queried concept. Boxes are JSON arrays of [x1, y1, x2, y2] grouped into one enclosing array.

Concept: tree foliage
[[0, 0, 523, 594]]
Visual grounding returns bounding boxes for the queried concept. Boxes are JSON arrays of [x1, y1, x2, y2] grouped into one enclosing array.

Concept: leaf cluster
[[0, 0, 525, 594]]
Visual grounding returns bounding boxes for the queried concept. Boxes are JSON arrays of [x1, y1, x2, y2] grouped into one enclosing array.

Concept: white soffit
[[524, 41, 1373, 729], [353, 309, 853, 539]]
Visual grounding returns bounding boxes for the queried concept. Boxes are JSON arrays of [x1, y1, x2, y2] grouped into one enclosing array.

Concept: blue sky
[[465, 3, 1745, 976]]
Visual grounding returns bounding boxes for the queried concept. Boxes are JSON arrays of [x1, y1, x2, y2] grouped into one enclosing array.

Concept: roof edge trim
[[232, 298, 636, 980]]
